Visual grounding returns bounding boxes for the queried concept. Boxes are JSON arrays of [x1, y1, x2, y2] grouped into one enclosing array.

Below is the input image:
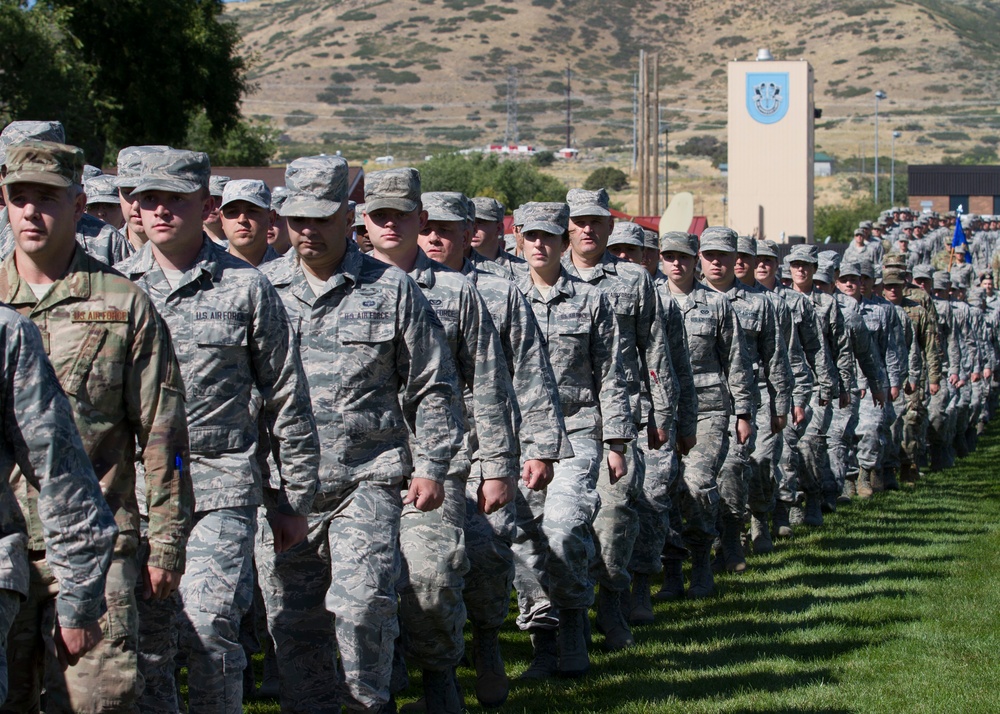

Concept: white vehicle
[[375, 155, 395, 165]]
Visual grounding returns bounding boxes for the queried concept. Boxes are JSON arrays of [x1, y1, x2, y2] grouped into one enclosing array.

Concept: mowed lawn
[[245, 426, 1000, 713]]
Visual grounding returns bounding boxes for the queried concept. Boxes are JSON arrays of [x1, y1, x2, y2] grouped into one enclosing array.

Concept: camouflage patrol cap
[[859, 220, 873, 229], [512, 206, 525, 227], [659, 231, 698, 256], [642, 229, 659, 251], [781, 260, 795, 281], [884, 252, 906, 269], [899, 221, 913, 229], [912, 265, 934, 280], [896, 232, 910, 242], [858, 259, 875, 279], [932, 272, 952, 290], [281, 155, 349, 218], [838, 260, 862, 278], [979, 270, 994, 284], [520, 202, 569, 235], [787, 243, 819, 265], [133, 149, 210, 194], [757, 239, 779, 259], [354, 202, 366, 228], [0, 121, 65, 165], [818, 250, 840, 269], [84, 174, 121, 204], [83, 164, 103, 180], [365, 168, 420, 213], [473, 197, 504, 223], [566, 188, 611, 218], [883, 268, 907, 286], [462, 195, 476, 225], [608, 221, 644, 248], [737, 235, 757, 256], [853, 227, 866, 236], [814, 265, 832, 283], [422, 192, 468, 222], [968, 286, 985, 305], [209, 175, 230, 198], [114, 145, 170, 189], [1, 141, 83, 188], [221, 179, 271, 211], [699, 226, 737, 253], [953, 243, 967, 254], [270, 185, 289, 211]]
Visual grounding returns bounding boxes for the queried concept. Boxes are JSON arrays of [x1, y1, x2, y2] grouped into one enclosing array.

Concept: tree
[[46, 0, 251, 161], [184, 111, 279, 167], [583, 166, 629, 191], [420, 153, 566, 210]]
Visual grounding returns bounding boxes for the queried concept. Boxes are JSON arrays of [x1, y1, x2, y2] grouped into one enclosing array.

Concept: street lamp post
[[891, 131, 901, 207], [874, 90, 887, 205]]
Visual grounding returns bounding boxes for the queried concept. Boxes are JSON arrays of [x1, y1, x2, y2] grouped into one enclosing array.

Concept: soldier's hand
[[890, 386, 900, 401], [771, 415, 787, 434], [479, 477, 515, 514], [736, 416, 752, 445], [839, 393, 851, 408], [985, 368, 992, 380], [793, 406, 807, 426], [647, 425, 669, 451], [607, 450, 628, 484], [143, 566, 182, 601], [972, 371, 982, 383], [269, 512, 309, 553], [55, 622, 102, 670], [521, 459, 554, 490], [949, 374, 960, 387], [929, 382, 940, 395], [405, 478, 445, 511], [676, 434, 697, 456], [872, 389, 886, 406]]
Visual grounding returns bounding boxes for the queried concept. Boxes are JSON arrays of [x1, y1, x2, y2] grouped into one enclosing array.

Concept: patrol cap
[[132, 149, 211, 194], [787, 243, 819, 265], [642, 229, 659, 251], [270, 185, 289, 211], [1, 141, 83, 188], [520, 202, 569, 235], [354, 203, 366, 228], [83, 164, 103, 180], [818, 250, 841, 269], [882, 268, 907, 287], [912, 265, 934, 280], [221, 179, 271, 211], [209, 175, 230, 197], [0, 120, 65, 165], [699, 226, 737, 253], [859, 220, 873, 229], [422, 191, 468, 222], [84, 174, 121, 204], [737, 235, 757, 256], [853, 227, 866, 237], [968, 286, 984, 304], [897, 232, 910, 243], [858, 259, 875, 279], [566, 188, 611, 218], [932, 272, 952, 290], [979, 270, 994, 284], [757, 239, 779, 259], [365, 168, 420, 213], [607, 221, 644, 248], [781, 262, 794, 281], [659, 230, 698, 256], [511, 206, 525, 228], [281, 155, 349, 218], [473, 197, 504, 223], [838, 260, 862, 278], [883, 253, 907, 269], [814, 265, 833, 283], [899, 221, 913, 229], [114, 145, 170, 189]]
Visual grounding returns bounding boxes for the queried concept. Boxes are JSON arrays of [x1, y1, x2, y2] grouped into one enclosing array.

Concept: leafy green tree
[[420, 153, 566, 210], [184, 111, 279, 167], [583, 166, 629, 191]]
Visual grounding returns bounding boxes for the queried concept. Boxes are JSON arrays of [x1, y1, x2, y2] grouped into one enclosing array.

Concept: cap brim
[[568, 205, 611, 218], [365, 198, 419, 213], [788, 256, 819, 265], [608, 238, 644, 249], [1, 171, 73, 188], [113, 175, 140, 189], [221, 196, 271, 211], [278, 195, 341, 218], [86, 195, 120, 205], [131, 176, 203, 194], [521, 220, 565, 235], [699, 240, 736, 253], [757, 249, 779, 259], [425, 210, 466, 222], [659, 240, 696, 256]]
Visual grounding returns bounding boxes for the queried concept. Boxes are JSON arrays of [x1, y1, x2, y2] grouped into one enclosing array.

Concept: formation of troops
[[0, 118, 996, 714]]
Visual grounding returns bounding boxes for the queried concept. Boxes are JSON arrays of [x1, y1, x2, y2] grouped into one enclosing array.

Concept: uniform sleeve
[[760, 299, 792, 418], [829, 300, 855, 396], [797, 297, 837, 401], [851, 318, 887, 392], [664, 296, 698, 439], [719, 300, 755, 417], [946, 312, 963, 379], [505, 287, 572, 462], [637, 273, 676, 434], [4, 316, 117, 628], [249, 277, 319, 515], [921, 302, 942, 387], [398, 281, 464, 484], [127, 299, 193, 573], [591, 293, 637, 443], [462, 283, 518, 480], [783, 302, 813, 410], [882, 306, 905, 389]]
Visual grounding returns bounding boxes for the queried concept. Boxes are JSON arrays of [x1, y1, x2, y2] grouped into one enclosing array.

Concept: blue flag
[[952, 219, 972, 263]]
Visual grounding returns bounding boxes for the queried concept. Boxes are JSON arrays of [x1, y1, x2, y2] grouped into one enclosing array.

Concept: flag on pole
[[952, 205, 971, 263]]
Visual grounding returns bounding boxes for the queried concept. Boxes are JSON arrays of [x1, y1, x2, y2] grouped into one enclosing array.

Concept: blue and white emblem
[[746, 72, 789, 125]]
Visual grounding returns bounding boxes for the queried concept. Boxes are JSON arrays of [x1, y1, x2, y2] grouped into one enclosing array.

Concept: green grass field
[[244, 428, 1000, 713]]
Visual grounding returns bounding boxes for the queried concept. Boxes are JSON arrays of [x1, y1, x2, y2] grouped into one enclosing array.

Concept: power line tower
[[504, 66, 518, 146]]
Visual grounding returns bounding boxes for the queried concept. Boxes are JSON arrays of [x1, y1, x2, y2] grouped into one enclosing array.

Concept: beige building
[[727, 54, 814, 242]]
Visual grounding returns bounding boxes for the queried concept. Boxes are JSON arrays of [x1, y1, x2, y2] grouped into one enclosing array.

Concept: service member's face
[[473, 219, 502, 250], [642, 247, 659, 276], [85, 201, 124, 229], [288, 203, 352, 268], [365, 207, 425, 255], [661, 251, 696, 287], [204, 195, 222, 226], [790, 260, 815, 290], [700, 250, 735, 284], [221, 200, 272, 249], [523, 229, 564, 272], [734, 252, 755, 281], [883, 284, 904, 304], [610, 243, 643, 265], [860, 275, 874, 297], [419, 219, 467, 270], [837, 275, 861, 299], [755, 256, 777, 285], [4, 182, 84, 256], [138, 189, 213, 247], [915, 278, 932, 294], [983, 277, 994, 293], [353, 225, 373, 253], [268, 214, 291, 254], [814, 279, 831, 293], [120, 188, 145, 239], [568, 214, 612, 259], [854, 232, 866, 245]]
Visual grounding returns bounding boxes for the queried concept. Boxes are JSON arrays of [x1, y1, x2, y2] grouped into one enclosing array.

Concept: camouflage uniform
[[928, 273, 964, 469], [116, 150, 319, 714], [257, 173, 462, 711], [0, 305, 118, 706]]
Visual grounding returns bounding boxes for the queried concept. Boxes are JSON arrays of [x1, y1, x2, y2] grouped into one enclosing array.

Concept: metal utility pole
[[504, 66, 518, 146], [663, 117, 669, 209], [874, 90, 886, 205], [632, 73, 638, 173], [565, 65, 572, 151], [638, 50, 647, 215], [891, 131, 901, 206], [652, 55, 660, 216]]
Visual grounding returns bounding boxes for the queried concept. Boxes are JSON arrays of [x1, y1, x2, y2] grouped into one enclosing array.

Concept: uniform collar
[[561, 249, 618, 280], [516, 266, 576, 303], [409, 249, 439, 289], [0, 243, 92, 311]]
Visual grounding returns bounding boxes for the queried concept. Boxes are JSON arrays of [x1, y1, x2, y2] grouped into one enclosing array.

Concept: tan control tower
[[727, 51, 814, 242]]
